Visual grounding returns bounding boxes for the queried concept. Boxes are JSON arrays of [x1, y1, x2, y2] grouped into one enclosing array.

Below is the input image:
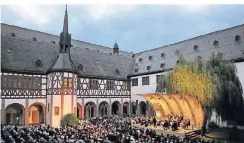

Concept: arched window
[[139, 58, 143, 62], [78, 64, 83, 71], [33, 37, 37, 41], [36, 59, 42, 67], [52, 41, 56, 44]]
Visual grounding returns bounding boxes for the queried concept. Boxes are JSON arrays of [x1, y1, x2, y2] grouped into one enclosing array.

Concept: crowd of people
[[1, 115, 213, 143]]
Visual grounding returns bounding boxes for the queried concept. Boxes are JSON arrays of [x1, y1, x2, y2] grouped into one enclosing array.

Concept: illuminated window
[[62, 78, 68, 88], [122, 82, 127, 90], [68, 78, 73, 88]]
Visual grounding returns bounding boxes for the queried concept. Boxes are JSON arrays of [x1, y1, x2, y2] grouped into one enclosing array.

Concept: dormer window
[[176, 60, 179, 64], [193, 45, 199, 52], [213, 40, 219, 46], [139, 58, 143, 62], [11, 33, 16, 37], [97, 50, 100, 52], [160, 63, 165, 68], [161, 53, 165, 58], [135, 68, 139, 73], [197, 56, 202, 60], [147, 66, 151, 71], [149, 56, 153, 60], [132, 54, 135, 58], [235, 35, 241, 42], [115, 69, 120, 75], [52, 41, 56, 44], [33, 37, 37, 41], [36, 59, 42, 67], [78, 64, 83, 71]]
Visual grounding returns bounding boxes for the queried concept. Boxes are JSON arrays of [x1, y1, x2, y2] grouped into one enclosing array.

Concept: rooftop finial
[[63, 5, 68, 33]]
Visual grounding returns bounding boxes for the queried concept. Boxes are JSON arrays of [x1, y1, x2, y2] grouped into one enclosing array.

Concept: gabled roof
[[1, 35, 135, 80]]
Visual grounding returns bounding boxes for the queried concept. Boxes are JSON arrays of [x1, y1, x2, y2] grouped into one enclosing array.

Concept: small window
[[193, 45, 199, 52], [52, 41, 56, 44], [106, 80, 115, 90], [142, 76, 150, 85], [97, 50, 100, 52], [135, 63, 138, 66], [115, 69, 120, 75], [156, 75, 164, 84], [176, 60, 179, 64], [161, 53, 165, 58], [147, 66, 151, 71], [135, 68, 139, 73], [213, 40, 219, 46], [139, 58, 142, 62], [198, 56, 202, 60], [132, 54, 135, 58], [110, 53, 112, 55], [235, 35, 241, 41], [78, 64, 83, 71], [11, 33, 16, 37], [160, 63, 165, 68], [149, 56, 153, 60], [132, 78, 138, 86], [33, 37, 37, 41], [36, 59, 42, 67], [89, 79, 98, 89]]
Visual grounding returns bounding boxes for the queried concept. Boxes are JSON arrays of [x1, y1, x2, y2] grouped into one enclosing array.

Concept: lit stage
[[135, 124, 199, 138]]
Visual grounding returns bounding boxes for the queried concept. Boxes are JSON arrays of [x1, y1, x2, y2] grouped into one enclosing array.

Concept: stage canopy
[[139, 93, 204, 129]]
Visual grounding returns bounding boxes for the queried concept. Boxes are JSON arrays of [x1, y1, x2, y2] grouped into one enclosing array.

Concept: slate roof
[[1, 23, 134, 58], [131, 24, 244, 75], [1, 35, 135, 80]]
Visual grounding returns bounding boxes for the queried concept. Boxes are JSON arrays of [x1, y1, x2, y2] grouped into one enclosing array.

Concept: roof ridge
[[1, 23, 132, 54], [2, 34, 134, 60], [135, 23, 244, 55]]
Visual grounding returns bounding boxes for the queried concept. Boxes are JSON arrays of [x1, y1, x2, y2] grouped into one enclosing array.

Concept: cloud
[[3, 5, 57, 25], [84, 5, 137, 21]]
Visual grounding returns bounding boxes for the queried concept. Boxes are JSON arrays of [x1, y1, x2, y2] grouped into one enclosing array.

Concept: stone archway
[[5, 103, 25, 125], [28, 102, 45, 125], [77, 103, 83, 119], [99, 101, 109, 117], [131, 101, 137, 115], [139, 101, 147, 116], [123, 102, 129, 115], [111, 101, 120, 115], [84, 102, 97, 118]]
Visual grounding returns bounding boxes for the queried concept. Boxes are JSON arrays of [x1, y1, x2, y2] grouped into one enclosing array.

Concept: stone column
[[24, 99, 29, 127], [129, 98, 131, 115], [108, 98, 112, 116], [1, 99, 6, 124], [96, 98, 99, 117], [81, 98, 85, 119], [121, 98, 123, 115]]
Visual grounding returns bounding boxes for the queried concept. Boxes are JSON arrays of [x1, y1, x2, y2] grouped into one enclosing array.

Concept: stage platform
[[135, 125, 199, 138]]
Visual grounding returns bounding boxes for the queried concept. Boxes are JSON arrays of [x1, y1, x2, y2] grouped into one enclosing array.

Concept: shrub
[[60, 113, 78, 127], [208, 121, 218, 129]]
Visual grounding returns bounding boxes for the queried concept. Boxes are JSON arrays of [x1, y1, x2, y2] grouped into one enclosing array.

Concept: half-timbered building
[[1, 6, 244, 128]]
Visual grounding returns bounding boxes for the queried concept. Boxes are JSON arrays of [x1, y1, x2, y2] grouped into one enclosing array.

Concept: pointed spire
[[63, 4, 68, 33]]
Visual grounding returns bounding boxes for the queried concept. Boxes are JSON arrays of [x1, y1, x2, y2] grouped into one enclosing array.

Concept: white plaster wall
[[131, 73, 165, 102], [63, 95, 72, 114], [52, 95, 61, 128], [236, 62, 244, 98]]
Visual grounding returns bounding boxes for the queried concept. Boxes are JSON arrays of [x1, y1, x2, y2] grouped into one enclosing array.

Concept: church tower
[[46, 5, 78, 127]]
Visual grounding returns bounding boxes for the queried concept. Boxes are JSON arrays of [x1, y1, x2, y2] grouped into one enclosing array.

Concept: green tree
[[206, 53, 244, 125], [60, 113, 79, 127]]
